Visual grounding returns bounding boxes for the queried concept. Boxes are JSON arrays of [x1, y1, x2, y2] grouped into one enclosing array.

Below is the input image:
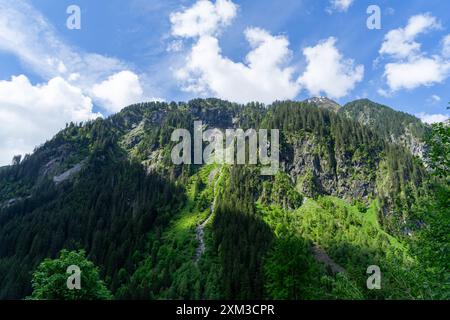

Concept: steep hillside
[[340, 99, 429, 158], [0, 98, 447, 300]]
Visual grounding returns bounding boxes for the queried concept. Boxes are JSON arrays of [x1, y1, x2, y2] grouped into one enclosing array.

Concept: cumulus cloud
[[170, 0, 237, 38], [384, 56, 450, 91], [0, 0, 149, 113], [328, 0, 354, 13], [298, 37, 364, 99], [0, 0, 154, 164], [92, 71, 145, 112], [378, 13, 450, 93], [173, 0, 363, 103], [176, 28, 299, 104], [380, 13, 440, 59], [0, 75, 101, 165], [416, 112, 449, 124]]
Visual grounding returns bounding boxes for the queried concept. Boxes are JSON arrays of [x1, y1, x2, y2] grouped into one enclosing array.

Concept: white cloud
[[175, 28, 300, 104], [68, 73, 80, 82], [377, 88, 392, 98], [0, 0, 128, 86], [383, 56, 450, 91], [173, 1, 363, 103], [442, 34, 450, 58], [170, 0, 237, 38], [329, 0, 354, 12], [92, 71, 145, 112], [380, 13, 441, 59], [416, 112, 449, 124], [431, 94, 441, 102], [298, 37, 364, 99], [0, 75, 101, 165], [378, 13, 450, 93], [0, 0, 159, 165], [0, 0, 152, 113]]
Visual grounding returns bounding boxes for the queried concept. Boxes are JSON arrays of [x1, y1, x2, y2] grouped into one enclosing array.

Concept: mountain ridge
[[0, 97, 446, 300]]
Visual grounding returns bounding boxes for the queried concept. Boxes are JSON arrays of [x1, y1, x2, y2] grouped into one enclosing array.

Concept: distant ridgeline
[[0, 98, 448, 300]]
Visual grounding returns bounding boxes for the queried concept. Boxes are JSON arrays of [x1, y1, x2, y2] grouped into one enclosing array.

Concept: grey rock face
[[286, 134, 376, 202], [53, 162, 84, 185]]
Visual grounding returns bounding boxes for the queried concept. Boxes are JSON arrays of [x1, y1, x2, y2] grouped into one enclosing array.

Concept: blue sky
[[0, 0, 449, 164]]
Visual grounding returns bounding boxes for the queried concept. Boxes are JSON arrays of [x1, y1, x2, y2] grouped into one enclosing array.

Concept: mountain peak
[[303, 96, 341, 112]]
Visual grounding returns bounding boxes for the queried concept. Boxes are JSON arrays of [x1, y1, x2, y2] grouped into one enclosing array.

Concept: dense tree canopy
[[29, 249, 112, 300]]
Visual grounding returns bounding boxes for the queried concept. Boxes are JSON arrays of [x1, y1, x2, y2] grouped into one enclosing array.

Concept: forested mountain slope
[[0, 98, 447, 299], [340, 99, 429, 158]]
